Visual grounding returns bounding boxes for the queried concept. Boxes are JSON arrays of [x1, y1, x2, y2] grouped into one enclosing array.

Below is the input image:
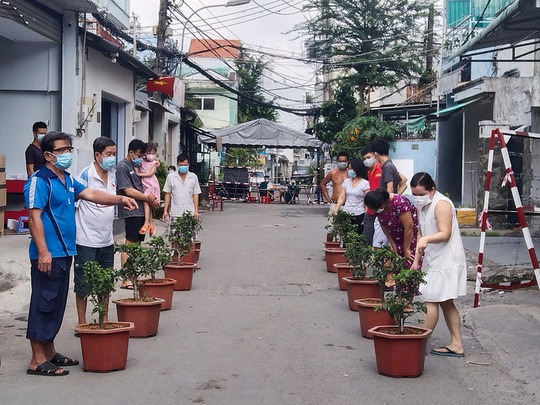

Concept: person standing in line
[[162, 153, 201, 222], [24, 132, 136, 376], [410, 172, 466, 357], [25, 121, 48, 177], [333, 158, 370, 234], [116, 139, 160, 289], [135, 142, 160, 236], [370, 139, 407, 194], [74, 137, 118, 326], [320, 151, 350, 239]]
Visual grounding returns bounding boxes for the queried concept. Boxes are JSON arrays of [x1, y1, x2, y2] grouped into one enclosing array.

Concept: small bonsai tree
[[371, 246, 407, 302], [117, 243, 152, 300], [168, 212, 202, 262], [328, 210, 356, 245], [147, 236, 172, 281], [343, 232, 373, 279], [82, 261, 117, 329], [379, 268, 427, 333]]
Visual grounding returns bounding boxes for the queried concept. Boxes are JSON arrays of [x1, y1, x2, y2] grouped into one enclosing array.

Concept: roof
[[188, 39, 241, 59]]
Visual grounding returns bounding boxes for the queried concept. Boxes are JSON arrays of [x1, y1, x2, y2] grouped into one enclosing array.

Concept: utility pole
[[155, 0, 169, 75], [426, 3, 435, 74]]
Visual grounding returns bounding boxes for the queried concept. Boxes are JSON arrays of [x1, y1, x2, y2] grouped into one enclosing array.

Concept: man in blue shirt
[[24, 131, 137, 376]]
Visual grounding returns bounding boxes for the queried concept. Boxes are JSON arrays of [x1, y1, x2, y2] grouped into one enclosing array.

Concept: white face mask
[[337, 162, 348, 170], [414, 194, 432, 208], [363, 157, 377, 168]]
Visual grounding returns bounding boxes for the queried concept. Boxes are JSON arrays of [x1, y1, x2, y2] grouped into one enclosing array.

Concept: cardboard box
[[0, 188, 6, 208], [0, 155, 5, 168], [0, 171, 5, 185], [0, 211, 4, 237]]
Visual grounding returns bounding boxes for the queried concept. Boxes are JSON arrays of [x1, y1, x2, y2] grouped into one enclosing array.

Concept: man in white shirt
[[74, 137, 117, 325], [162, 153, 201, 221]]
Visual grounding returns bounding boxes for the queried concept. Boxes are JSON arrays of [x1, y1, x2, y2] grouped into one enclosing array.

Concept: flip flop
[[50, 353, 79, 366], [120, 284, 134, 290], [27, 361, 69, 376], [430, 347, 465, 357]]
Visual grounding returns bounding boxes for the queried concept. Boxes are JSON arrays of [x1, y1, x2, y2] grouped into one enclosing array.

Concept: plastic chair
[[209, 192, 223, 211], [16, 216, 29, 233]]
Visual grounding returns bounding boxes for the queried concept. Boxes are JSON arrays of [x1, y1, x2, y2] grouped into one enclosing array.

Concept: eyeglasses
[[52, 146, 74, 153]]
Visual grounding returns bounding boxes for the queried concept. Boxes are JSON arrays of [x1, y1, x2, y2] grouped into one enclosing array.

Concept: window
[[194, 97, 215, 111]]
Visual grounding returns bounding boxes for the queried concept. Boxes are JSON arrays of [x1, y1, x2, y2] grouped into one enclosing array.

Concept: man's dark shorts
[[27, 256, 72, 342], [125, 216, 146, 242], [74, 244, 115, 298]]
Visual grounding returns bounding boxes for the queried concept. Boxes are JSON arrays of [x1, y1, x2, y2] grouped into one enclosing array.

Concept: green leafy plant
[[378, 268, 427, 333], [328, 210, 356, 245], [168, 212, 202, 261], [82, 261, 117, 329], [147, 236, 172, 281], [371, 246, 407, 301], [343, 232, 372, 279], [116, 243, 152, 300]]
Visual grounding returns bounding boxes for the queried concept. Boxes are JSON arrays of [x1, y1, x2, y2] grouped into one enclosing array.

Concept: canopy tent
[[199, 118, 323, 149]]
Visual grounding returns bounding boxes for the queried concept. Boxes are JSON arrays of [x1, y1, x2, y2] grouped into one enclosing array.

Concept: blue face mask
[[132, 157, 142, 167], [99, 156, 116, 171], [37, 134, 46, 142], [178, 166, 189, 174], [53, 152, 72, 170], [348, 169, 356, 178]]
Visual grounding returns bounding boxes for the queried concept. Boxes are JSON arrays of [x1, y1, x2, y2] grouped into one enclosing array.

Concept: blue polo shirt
[[24, 166, 87, 259]]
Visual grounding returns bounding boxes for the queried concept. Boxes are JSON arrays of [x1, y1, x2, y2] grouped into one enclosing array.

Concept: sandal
[[149, 224, 156, 237], [139, 223, 151, 234], [50, 352, 79, 367], [27, 361, 69, 376]]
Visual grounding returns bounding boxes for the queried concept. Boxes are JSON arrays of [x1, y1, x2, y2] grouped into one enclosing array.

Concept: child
[[136, 142, 160, 236]]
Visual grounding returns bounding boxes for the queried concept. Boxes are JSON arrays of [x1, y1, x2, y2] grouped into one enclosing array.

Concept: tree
[[332, 116, 396, 157], [298, 0, 431, 114]]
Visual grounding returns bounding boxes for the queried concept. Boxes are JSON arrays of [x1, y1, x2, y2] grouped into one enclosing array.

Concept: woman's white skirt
[[419, 264, 467, 302]]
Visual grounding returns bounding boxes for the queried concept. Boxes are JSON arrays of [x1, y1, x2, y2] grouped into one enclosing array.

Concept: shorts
[[74, 244, 115, 298], [27, 256, 72, 342], [125, 216, 146, 242]]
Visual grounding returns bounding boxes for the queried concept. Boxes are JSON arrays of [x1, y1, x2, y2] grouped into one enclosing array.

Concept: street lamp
[[178, 0, 251, 77]]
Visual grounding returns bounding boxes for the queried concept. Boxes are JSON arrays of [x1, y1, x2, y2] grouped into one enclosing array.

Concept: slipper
[[139, 223, 151, 234], [430, 347, 464, 357], [50, 352, 79, 366], [150, 224, 157, 237], [27, 361, 69, 376], [120, 284, 134, 290]]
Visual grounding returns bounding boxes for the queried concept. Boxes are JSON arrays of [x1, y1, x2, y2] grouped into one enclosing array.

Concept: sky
[[130, 0, 317, 131]]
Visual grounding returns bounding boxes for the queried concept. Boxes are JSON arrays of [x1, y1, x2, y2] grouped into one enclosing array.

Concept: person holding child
[[135, 142, 160, 236]]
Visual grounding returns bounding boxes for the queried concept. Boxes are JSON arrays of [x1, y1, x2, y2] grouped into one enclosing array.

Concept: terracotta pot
[[323, 240, 340, 251], [369, 325, 433, 378], [179, 249, 201, 264], [113, 298, 164, 338], [334, 263, 353, 290], [355, 298, 396, 339], [164, 263, 196, 291], [343, 277, 380, 311], [139, 278, 177, 311], [75, 322, 134, 372], [323, 248, 347, 273], [194, 240, 202, 250]]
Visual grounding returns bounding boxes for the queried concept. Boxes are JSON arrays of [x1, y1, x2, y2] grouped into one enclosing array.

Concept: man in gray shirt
[[371, 139, 402, 194], [116, 139, 160, 288]]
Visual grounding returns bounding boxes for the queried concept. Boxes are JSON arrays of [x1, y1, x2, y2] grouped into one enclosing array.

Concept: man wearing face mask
[[116, 139, 160, 289], [73, 137, 118, 325], [23, 132, 137, 376], [361, 146, 387, 247], [320, 152, 350, 239], [25, 121, 48, 177], [162, 153, 201, 222]]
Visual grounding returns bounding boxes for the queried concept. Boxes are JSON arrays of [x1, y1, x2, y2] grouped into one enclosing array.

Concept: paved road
[[0, 203, 538, 404]]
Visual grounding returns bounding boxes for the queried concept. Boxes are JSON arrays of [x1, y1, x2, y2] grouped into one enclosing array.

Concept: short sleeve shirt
[[115, 158, 144, 218], [342, 178, 370, 216], [24, 166, 87, 259], [380, 159, 401, 193], [163, 171, 201, 216], [25, 143, 43, 172], [75, 163, 116, 247]]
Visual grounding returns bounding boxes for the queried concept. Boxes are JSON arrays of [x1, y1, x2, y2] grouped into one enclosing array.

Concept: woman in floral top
[[364, 188, 419, 267]]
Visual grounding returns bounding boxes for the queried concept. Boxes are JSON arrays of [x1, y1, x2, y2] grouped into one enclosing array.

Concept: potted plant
[[138, 236, 176, 310], [355, 246, 402, 338], [113, 243, 164, 338], [75, 261, 134, 372], [341, 232, 380, 310], [369, 268, 432, 378], [323, 210, 356, 273], [165, 212, 202, 290]]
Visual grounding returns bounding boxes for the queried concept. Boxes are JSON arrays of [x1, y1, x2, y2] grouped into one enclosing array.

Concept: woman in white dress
[[411, 172, 467, 357], [333, 158, 370, 234]]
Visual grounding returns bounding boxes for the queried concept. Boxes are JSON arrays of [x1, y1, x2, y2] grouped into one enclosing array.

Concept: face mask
[[132, 157, 142, 167], [337, 162, 348, 170], [168, 170, 174, 174], [348, 170, 356, 178], [414, 194, 432, 208], [376, 207, 385, 214], [53, 152, 72, 170], [145, 154, 156, 161], [363, 157, 376, 168], [99, 156, 116, 171], [178, 166, 189, 174], [37, 134, 46, 142]]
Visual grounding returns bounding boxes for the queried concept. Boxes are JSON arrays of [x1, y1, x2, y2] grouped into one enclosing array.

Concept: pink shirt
[[139, 159, 160, 201]]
